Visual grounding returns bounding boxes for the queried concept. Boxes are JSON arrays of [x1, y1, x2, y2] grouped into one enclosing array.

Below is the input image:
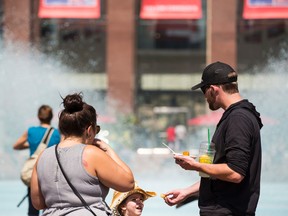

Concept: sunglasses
[[96, 125, 101, 134], [201, 85, 211, 94]]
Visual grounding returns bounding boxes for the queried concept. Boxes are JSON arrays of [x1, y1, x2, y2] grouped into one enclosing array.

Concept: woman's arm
[[30, 155, 47, 210], [84, 144, 135, 192], [13, 131, 29, 150], [92, 139, 132, 174]]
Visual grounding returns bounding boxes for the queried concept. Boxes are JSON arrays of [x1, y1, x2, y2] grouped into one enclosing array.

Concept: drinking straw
[[207, 128, 211, 151], [162, 142, 177, 154]]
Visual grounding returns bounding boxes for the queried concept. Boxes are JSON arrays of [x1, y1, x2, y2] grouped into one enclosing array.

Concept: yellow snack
[[182, 151, 190, 156], [160, 193, 173, 198], [199, 154, 212, 163]]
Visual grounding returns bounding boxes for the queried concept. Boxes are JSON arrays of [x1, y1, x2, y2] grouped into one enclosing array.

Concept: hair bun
[[63, 93, 84, 113]]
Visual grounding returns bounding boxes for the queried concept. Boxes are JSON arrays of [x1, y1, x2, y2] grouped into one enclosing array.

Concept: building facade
[[1, 0, 287, 129]]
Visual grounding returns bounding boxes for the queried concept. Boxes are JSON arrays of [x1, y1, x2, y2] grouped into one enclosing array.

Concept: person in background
[[31, 92, 135, 215], [13, 105, 61, 216], [163, 61, 263, 216], [174, 123, 187, 151], [110, 183, 156, 216], [166, 125, 175, 149]]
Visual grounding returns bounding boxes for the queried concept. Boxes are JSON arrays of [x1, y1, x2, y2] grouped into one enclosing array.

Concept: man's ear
[[210, 85, 219, 96], [209, 86, 215, 97]]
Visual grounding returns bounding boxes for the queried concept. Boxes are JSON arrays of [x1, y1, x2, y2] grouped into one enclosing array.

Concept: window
[[39, 0, 106, 74]]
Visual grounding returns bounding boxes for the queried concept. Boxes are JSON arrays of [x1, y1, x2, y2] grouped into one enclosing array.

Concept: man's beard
[[208, 90, 220, 111], [208, 100, 219, 111]]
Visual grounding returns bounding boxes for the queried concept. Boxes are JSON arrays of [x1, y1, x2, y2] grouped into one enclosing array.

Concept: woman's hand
[[92, 138, 108, 152], [86, 139, 135, 192]]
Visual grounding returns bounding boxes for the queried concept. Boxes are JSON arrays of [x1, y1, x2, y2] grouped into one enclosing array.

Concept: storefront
[[1, 0, 287, 132]]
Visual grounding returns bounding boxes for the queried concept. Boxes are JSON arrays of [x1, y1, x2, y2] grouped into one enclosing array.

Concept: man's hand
[[174, 154, 200, 171], [162, 188, 189, 206]]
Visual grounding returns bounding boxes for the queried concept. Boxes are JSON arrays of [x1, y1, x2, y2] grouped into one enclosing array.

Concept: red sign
[[243, 0, 288, 19], [140, 0, 202, 19], [38, 0, 101, 19]]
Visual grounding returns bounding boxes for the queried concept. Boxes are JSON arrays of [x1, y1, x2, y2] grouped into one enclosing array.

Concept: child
[[110, 183, 156, 216]]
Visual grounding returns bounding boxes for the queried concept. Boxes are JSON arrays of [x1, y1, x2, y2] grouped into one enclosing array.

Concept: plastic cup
[[198, 141, 215, 178]]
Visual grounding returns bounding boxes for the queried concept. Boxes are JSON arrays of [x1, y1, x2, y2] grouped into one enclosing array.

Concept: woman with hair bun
[[31, 93, 135, 216]]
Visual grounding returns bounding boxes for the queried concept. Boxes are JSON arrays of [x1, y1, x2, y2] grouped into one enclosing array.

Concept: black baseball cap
[[191, 61, 237, 90]]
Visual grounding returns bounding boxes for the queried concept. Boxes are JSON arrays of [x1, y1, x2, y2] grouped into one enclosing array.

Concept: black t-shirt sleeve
[[225, 112, 254, 176]]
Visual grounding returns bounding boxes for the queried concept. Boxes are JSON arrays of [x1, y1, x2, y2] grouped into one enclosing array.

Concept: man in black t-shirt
[[163, 61, 263, 216]]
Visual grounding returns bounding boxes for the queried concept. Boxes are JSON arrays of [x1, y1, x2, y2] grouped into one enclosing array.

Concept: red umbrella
[[260, 116, 278, 125], [98, 115, 117, 124], [187, 111, 277, 126], [187, 111, 223, 126]]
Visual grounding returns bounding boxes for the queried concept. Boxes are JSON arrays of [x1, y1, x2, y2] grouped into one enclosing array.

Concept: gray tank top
[[37, 144, 112, 216]]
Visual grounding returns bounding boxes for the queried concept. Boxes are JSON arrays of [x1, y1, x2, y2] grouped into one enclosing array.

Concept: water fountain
[[0, 41, 287, 215], [0, 42, 105, 178], [240, 52, 288, 182]]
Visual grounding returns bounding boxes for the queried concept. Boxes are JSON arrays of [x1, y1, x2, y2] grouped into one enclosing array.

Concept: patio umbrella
[[98, 115, 116, 124], [187, 111, 223, 126], [187, 111, 277, 126]]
